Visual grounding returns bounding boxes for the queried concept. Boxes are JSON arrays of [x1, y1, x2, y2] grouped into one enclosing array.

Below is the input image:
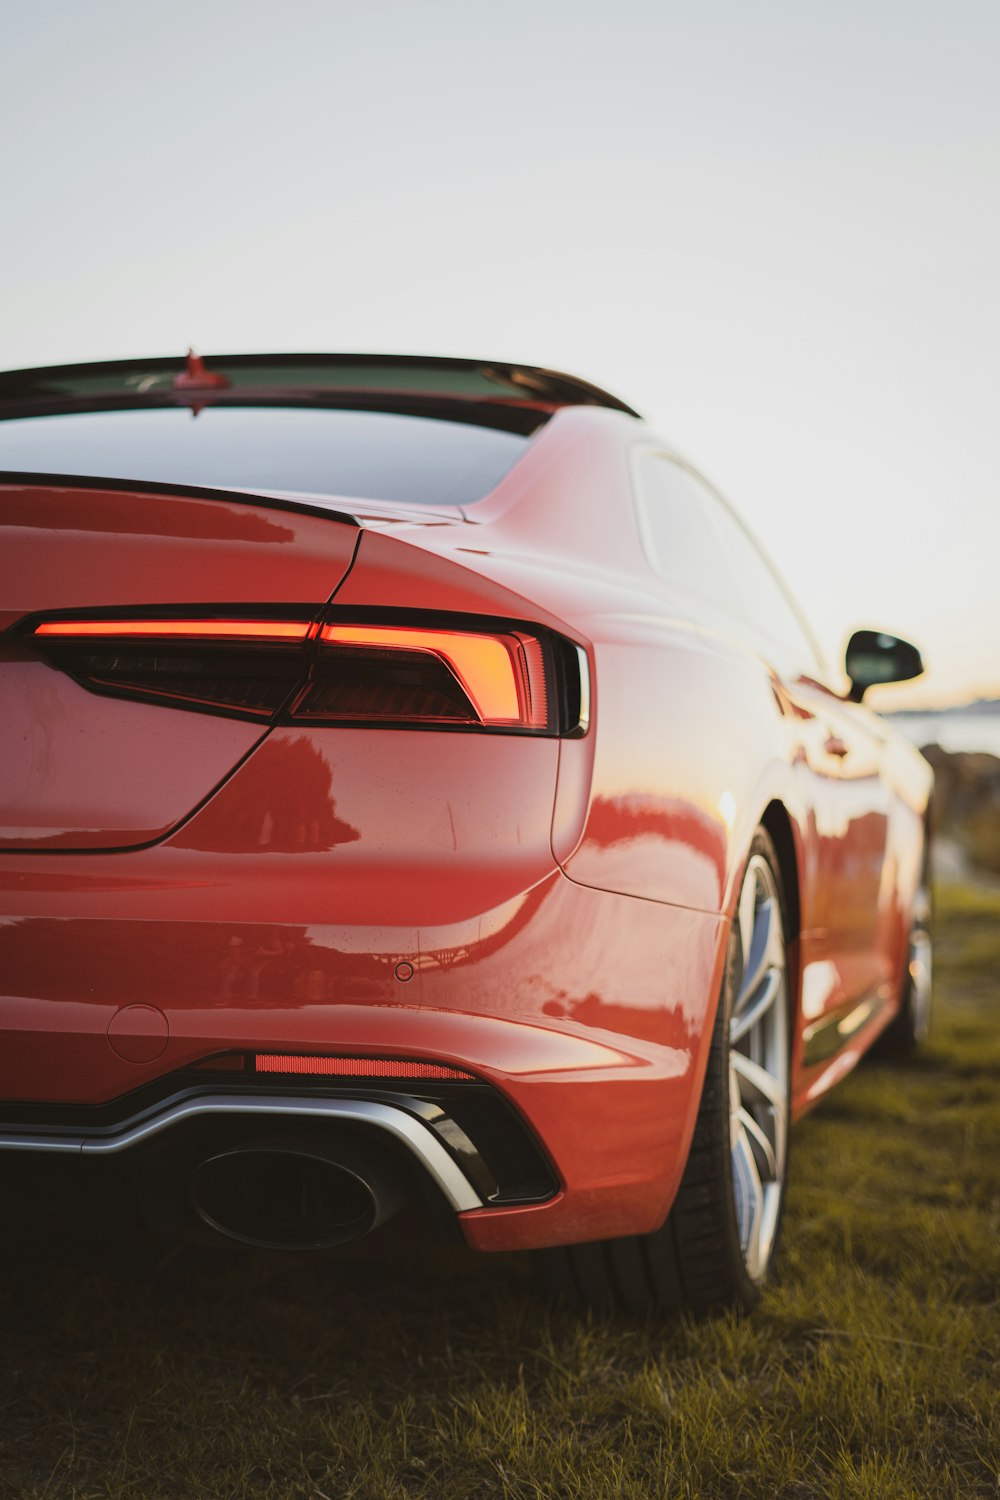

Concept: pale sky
[[2, 0, 997, 708]]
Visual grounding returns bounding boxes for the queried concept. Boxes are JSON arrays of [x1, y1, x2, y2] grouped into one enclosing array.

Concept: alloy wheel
[[907, 878, 933, 1044], [729, 853, 789, 1283]]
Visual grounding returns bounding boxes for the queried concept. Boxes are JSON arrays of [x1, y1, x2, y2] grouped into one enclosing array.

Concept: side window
[[636, 451, 821, 671], [636, 454, 739, 615], [711, 504, 822, 669]]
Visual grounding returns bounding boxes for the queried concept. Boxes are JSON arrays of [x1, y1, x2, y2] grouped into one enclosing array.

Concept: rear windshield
[[0, 406, 532, 507]]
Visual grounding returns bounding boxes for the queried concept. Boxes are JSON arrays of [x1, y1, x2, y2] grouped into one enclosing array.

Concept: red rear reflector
[[318, 624, 549, 728], [33, 619, 312, 641], [254, 1054, 475, 1080]]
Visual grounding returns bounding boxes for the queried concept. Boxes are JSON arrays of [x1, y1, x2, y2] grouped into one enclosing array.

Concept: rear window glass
[[0, 406, 532, 507]]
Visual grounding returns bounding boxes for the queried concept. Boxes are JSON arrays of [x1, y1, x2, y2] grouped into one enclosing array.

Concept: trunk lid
[[0, 477, 359, 850]]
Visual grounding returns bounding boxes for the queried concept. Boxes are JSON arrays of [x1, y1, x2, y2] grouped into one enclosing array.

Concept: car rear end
[[0, 358, 725, 1258]]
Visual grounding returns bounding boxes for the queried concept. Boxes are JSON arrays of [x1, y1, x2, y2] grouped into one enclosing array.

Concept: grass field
[[1, 883, 998, 1499]]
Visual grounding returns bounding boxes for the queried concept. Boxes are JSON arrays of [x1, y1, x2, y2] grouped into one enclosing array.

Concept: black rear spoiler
[[0, 352, 642, 424]]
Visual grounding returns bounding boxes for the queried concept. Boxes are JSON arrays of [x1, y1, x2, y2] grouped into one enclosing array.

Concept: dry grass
[[1, 882, 998, 1499]]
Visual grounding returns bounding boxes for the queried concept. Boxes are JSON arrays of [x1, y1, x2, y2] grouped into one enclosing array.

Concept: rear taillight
[[307, 624, 549, 729], [21, 610, 584, 735]]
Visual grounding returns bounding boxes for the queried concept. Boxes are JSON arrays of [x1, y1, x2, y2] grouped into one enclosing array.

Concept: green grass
[[1, 884, 998, 1499]]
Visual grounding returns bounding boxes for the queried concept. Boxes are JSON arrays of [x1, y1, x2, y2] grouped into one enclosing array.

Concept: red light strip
[[33, 619, 313, 641], [255, 1054, 475, 1080]]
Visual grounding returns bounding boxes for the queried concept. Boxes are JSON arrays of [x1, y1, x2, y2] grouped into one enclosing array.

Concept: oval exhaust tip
[[190, 1138, 406, 1251]]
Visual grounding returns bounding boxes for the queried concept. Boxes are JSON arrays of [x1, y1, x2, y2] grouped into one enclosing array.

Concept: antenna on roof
[[172, 349, 230, 392]]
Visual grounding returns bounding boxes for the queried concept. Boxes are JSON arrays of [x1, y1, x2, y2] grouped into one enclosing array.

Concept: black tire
[[535, 828, 792, 1317]]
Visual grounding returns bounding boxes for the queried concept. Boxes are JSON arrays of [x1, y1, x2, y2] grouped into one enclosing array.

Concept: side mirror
[[845, 630, 924, 702]]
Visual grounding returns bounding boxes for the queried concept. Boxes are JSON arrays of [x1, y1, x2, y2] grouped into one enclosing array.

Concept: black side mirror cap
[[845, 629, 924, 702]]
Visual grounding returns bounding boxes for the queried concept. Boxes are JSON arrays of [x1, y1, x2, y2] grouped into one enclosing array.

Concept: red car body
[[0, 355, 932, 1304]]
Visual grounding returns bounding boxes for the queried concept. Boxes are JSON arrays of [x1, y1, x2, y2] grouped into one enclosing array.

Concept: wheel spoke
[[737, 1106, 778, 1180], [731, 1049, 786, 1116], [736, 896, 782, 1012], [731, 1121, 764, 1276], [738, 869, 758, 971], [730, 968, 781, 1045]]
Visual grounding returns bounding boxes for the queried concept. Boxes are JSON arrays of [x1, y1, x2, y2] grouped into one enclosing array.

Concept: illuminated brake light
[[318, 624, 549, 728], [254, 1054, 475, 1080], [25, 611, 566, 733], [33, 619, 313, 641]]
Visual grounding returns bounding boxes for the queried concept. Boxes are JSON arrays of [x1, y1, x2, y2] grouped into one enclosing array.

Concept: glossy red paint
[[0, 663, 268, 849], [0, 479, 359, 615], [0, 365, 932, 1265]]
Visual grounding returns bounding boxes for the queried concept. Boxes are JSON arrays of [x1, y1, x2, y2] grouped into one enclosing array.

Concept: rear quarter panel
[[370, 407, 934, 1124]]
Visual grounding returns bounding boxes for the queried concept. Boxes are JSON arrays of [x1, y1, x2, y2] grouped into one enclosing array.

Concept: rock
[[919, 746, 1000, 874], [919, 745, 1000, 829]]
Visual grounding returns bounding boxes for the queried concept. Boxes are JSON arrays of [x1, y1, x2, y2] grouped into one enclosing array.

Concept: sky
[[2, 0, 997, 708]]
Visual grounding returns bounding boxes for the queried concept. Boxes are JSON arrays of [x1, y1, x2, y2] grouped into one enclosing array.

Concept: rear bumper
[[0, 849, 726, 1250]]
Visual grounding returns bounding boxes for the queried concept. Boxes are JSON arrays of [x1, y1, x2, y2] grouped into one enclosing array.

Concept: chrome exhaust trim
[[0, 1094, 483, 1212]]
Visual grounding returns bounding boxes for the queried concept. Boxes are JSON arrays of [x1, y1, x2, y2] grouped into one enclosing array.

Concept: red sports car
[[0, 353, 932, 1315]]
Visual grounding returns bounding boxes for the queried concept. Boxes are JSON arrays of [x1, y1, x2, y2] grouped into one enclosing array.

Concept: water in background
[[885, 712, 1000, 757]]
